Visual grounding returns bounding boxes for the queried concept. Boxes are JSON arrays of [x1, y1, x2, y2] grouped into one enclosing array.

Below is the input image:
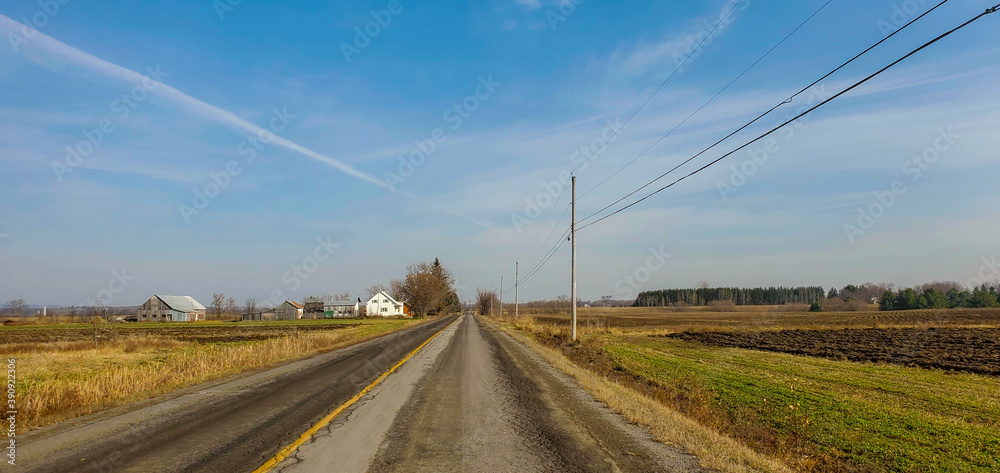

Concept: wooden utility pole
[[515, 261, 519, 319], [499, 275, 504, 319], [571, 175, 577, 342]]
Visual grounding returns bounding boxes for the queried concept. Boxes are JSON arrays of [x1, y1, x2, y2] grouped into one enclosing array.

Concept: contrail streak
[[0, 14, 495, 230]]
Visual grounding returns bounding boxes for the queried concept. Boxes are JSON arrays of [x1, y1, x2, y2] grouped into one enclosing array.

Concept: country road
[[19, 315, 703, 473]]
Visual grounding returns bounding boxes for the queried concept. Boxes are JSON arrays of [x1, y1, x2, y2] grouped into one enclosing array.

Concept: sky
[[1, 0, 999, 308]]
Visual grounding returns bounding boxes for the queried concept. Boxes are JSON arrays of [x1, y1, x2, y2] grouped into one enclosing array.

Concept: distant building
[[302, 299, 325, 319], [275, 300, 304, 320], [324, 300, 360, 318], [365, 291, 410, 317], [137, 295, 206, 322]]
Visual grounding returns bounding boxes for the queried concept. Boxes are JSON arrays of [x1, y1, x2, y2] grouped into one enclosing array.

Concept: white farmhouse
[[366, 291, 409, 317]]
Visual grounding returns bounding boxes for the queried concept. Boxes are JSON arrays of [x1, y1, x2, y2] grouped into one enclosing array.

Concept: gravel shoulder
[[367, 315, 705, 473]]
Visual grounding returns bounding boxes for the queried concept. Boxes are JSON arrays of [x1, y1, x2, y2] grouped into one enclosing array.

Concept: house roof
[[155, 295, 206, 313], [324, 301, 358, 307], [284, 300, 304, 309], [368, 291, 404, 305]]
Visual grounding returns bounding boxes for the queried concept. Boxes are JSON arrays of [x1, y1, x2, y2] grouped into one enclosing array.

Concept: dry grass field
[[3, 318, 426, 431], [498, 306, 1000, 472], [533, 305, 1000, 332]]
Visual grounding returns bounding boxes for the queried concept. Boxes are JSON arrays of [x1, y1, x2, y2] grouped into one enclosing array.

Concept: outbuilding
[[137, 295, 206, 322], [323, 300, 360, 318], [275, 300, 304, 320]]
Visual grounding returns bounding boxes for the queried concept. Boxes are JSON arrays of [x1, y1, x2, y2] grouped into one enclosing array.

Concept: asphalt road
[[19, 314, 704, 472]]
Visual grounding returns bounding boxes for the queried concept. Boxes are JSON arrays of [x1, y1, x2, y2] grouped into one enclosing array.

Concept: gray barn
[[137, 295, 206, 322]]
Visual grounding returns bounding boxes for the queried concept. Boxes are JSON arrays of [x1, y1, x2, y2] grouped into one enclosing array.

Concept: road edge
[[253, 315, 463, 473], [21, 316, 443, 443], [486, 317, 792, 473]]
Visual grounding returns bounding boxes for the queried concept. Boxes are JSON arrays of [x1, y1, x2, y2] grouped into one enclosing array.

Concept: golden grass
[[491, 317, 791, 473], [11, 319, 421, 431]]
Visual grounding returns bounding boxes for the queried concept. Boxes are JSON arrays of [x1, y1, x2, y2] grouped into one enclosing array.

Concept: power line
[[569, 0, 744, 175], [511, 0, 749, 290], [515, 184, 568, 262], [507, 231, 569, 293], [579, 3, 999, 231], [579, 0, 954, 225], [578, 0, 835, 200]]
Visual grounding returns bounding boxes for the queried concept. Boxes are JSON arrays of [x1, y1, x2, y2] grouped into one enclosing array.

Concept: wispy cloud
[[0, 14, 494, 230], [515, 0, 542, 11]]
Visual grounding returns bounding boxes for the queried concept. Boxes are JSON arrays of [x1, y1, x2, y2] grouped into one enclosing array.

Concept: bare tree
[[600, 295, 613, 307], [245, 298, 258, 320], [334, 292, 351, 301], [399, 263, 442, 317], [306, 294, 334, 303], [5, 299, 26, 316], [212, 293, 226, 317], [475, 287, 499, 316], [389, 278, 406, 301], [365, 283, 388, 299], [697, 280, 710, 290]]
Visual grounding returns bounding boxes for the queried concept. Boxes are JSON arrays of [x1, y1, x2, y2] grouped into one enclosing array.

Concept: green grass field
[[506, 308, 1000, 472], [598, 334, 1000, 471]]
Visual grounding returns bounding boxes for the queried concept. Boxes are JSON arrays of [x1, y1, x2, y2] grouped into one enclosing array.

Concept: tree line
[[879, 284, 999, 310], [634, 286, 826, 307]]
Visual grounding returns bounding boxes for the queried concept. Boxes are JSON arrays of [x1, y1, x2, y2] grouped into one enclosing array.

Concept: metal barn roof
[[155, 295, 207, 313]]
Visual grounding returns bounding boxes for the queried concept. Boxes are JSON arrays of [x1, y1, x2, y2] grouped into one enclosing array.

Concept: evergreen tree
[[895, 289, 919, 310], [879, 290, 896, 311], [919, 288, 950, 309], [970, 287, 999, 308]]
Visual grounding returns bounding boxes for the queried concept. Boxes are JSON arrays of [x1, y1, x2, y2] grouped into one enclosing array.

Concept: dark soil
[[669, 327, 1000, 376]]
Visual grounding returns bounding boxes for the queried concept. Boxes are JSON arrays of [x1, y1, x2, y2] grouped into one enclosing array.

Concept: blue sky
[[1, 0, 999, 307]]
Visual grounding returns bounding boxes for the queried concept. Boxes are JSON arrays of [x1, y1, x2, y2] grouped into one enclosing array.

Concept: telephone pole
[[499, 275, 504, 319], [515, 261, 519, 319], [571, 174, 577, 342]]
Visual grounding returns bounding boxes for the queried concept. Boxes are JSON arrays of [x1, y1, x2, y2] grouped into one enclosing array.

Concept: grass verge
[[489, 317, 791, 473], [495, 316, 1000, 472], [9, 318, 425, 431]]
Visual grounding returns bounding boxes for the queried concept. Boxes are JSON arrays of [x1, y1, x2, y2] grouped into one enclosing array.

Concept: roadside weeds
[[12, 318, 434, 432], [490, 318, 791, 473]]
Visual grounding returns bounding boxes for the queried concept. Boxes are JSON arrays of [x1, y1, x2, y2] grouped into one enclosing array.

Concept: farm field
[[531, 306, 1000, 332], [4, 318, 427, 431], [501, 307, 1000, 472], [0, 319, 370, 344], [671, 327, 1000, 376]]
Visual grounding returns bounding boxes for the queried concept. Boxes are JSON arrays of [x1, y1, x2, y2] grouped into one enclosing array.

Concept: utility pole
[[499, 275, 504, 319], [571, 174, 577, 342], [515, 261, 519, 319]]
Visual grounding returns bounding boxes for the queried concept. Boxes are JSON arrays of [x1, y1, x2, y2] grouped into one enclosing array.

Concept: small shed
[[275, 300, 304, 321]]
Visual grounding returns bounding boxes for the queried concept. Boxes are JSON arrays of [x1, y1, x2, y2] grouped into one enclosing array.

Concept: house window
[[382, 308, 388, 312]]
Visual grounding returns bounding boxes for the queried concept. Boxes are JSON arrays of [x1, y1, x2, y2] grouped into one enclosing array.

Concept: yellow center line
[[253, 316, 461, 473]]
